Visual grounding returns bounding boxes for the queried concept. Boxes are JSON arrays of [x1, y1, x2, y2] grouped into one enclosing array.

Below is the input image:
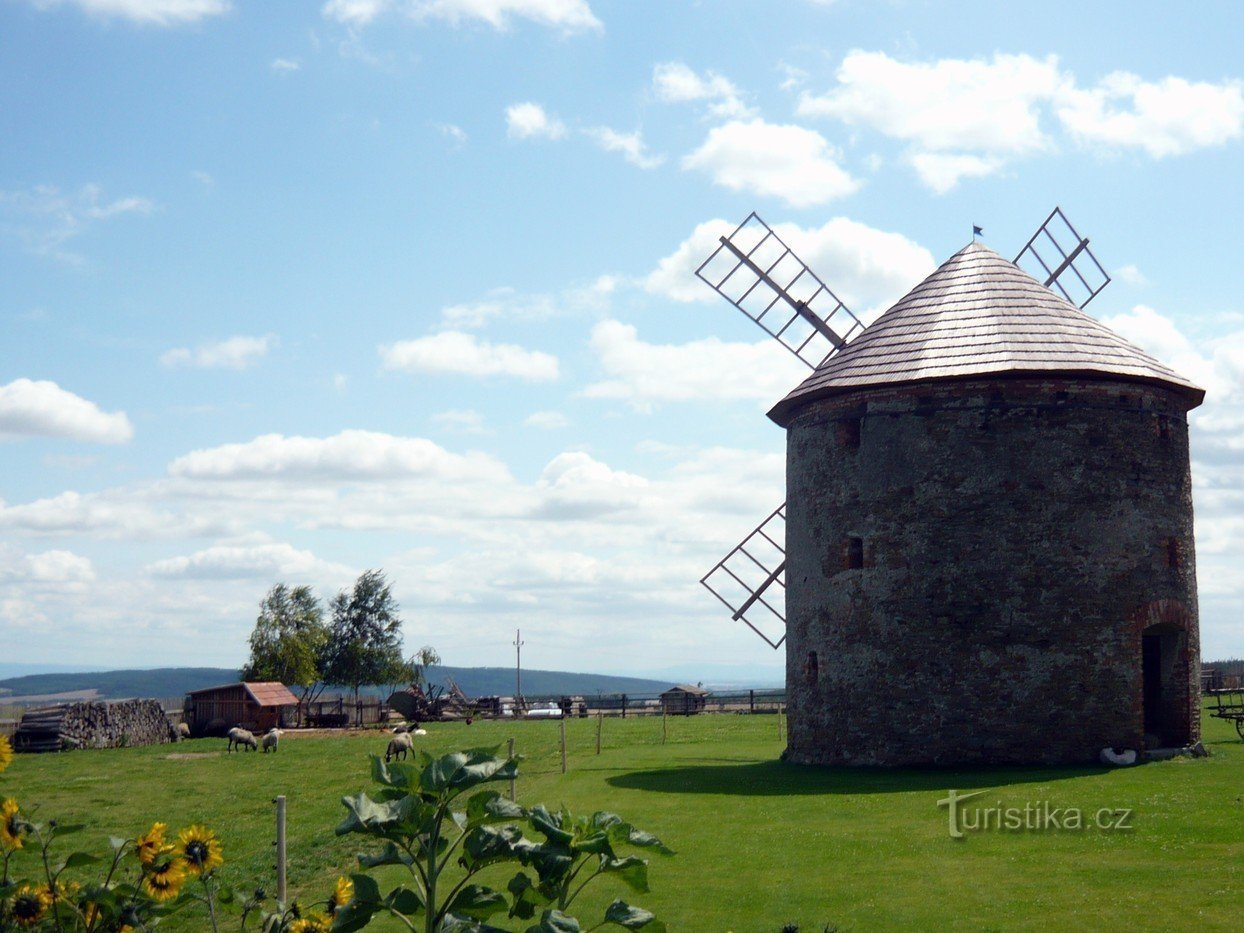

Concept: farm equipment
[[1208, 688, 1244, 739]]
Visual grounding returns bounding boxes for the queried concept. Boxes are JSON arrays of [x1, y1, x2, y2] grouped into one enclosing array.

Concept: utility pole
[[514, 629, 524, 702]]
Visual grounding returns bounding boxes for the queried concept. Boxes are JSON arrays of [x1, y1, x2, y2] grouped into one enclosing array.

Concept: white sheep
[[385, 732, 413, 762], [175, 722, 191, 741], [227, 726, 258, 752], [262, 728, 281, 753]]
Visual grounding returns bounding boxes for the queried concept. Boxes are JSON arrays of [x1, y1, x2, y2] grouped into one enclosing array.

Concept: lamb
[[385, 732, 413, 762], [175, 722, 191, 741], [262, 728, 281, 753], [227, 726, 258, 752]]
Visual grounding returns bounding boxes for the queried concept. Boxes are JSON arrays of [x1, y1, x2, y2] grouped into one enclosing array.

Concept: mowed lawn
[[3, 707, 1240, 931]]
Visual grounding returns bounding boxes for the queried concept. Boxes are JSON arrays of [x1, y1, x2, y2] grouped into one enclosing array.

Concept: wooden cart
[[1208, 688, 1244, 739]]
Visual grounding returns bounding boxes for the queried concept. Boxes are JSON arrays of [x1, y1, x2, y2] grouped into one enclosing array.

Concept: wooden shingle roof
[[768, 242, 1204, 426], [186, 681, 299, 706]]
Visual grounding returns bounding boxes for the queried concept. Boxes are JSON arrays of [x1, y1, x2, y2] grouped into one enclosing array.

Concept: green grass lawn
[[3, 708, 1240, 931]]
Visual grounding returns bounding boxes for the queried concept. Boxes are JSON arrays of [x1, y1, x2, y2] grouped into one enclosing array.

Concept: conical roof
[[768, 241, 1204, 426]]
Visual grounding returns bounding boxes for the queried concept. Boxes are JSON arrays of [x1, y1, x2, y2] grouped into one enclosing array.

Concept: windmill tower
[[698, 209, 1204, 766]]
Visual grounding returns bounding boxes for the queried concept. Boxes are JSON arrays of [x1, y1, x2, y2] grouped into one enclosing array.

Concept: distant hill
[[0, 666, 675, 703]]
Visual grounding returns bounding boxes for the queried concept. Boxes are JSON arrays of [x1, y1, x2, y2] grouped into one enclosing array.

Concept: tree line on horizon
[[241, 569, 439, 723]]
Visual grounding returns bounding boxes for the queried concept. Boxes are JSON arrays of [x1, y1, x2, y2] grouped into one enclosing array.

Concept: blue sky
[[2, 0, 1243, 679]]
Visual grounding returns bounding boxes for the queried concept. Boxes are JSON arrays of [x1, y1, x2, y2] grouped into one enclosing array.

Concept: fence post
[[778, 703, 784, 740], [560, 717, 567, 774], [621, 694, 627, 719], [662, 705, 667, 744], [749, 689, 754, 713], [508, 738, 516, 802], [596, 712, 602, 755], [273, 795, 287, 904]]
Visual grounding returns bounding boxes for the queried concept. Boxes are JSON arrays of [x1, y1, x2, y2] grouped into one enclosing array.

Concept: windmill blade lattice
[[696, 212, 866, 370], [700, 504, 788, 649], [1014, 206, 1111, 309]]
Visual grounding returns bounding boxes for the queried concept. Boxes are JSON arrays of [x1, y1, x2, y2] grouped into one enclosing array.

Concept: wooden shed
[[660, 684, 709, 716], [184, 682, 298, 736]]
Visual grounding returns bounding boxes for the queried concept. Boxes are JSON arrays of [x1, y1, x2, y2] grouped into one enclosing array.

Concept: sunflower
[[177, 824, 223, 876], [288, 913, 332, 933], [0, 734, 12, 773], [1, 798, 27, 850], [134, 822, 169, 866], [328, 876, 353, 915], [143, 857, 187, 902], [7, 884, 52, 927]]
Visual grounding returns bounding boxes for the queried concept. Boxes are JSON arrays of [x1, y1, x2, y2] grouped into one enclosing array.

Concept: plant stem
[[201, 875, 219, 932]]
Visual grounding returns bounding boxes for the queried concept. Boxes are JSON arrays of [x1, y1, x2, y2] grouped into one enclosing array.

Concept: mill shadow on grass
[[607, 758, 1110, 796]]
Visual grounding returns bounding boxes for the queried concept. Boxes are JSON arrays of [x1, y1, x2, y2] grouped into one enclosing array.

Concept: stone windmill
[[698, 209, 1204, 766]]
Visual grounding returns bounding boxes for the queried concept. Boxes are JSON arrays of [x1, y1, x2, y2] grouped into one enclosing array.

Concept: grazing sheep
[[412, 728, 427, 736], [227, 727, 258, 752], [392, 723, 409, 734], [262, 728, 281, 753], [385, 732, 413, 762], [175, 722, 191, 741]]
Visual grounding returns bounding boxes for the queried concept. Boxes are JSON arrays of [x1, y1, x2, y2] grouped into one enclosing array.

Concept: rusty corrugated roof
[[244, 682, 300, 706], [185, 681, 298, 706], [768, 242, 1204, 425]]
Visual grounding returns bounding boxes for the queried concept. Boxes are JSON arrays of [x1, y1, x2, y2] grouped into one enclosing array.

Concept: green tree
[[241, 584, 329, 723], [323, 570, 406, 724]]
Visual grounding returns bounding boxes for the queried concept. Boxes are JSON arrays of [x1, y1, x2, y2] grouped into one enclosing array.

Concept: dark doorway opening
[[1141, 623, 1188, 747]]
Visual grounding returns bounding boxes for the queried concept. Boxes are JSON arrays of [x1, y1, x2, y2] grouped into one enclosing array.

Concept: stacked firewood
[[13, 699, 175, 752]]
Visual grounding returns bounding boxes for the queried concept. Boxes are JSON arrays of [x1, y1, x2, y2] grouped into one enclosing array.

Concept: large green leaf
[[466, 790, 525, 828], [605, 822, 674, 856], [444, 884, 509, 920], [336, 792, 406, 835], [526, 910, 582, 933], [371, 753, 418, 790], [358, 840, 414, 869], [420, 748, 517, 796], [522, 841, 575, 884], [601, 856, 649, 894], [58, 850, 100, 870], [461, 824, 529, 871], [603, 900, 664, 930], [506, 871, 553, 921], [528, 806, 573, 845], [386, 886, 425, 916]]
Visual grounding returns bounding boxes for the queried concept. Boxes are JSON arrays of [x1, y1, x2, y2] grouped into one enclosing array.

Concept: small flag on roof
[[973, 225, 983, 238]]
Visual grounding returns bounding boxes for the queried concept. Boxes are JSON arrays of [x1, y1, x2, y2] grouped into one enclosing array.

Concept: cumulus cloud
[[27, 0, 230, 25], [168, 429, 513, 484], [380, 331, 559, 380], [0, 490, 232, 539], [796, 50, 1244, 191], [584, 127, 664, 168], [506, 102, 567, 140], [0, 184, 154, 263], [0, 547, 96, 585], [323, 0, 601, 32], [1057, 73, 1244, 157], [160, 335, 276, 369], [432, 409, 487, 433], [652, 61, 752, 118], [271, 58, 301, 73], [146, 542, 351, 580], [582, 320, 807, 408], [0, 379, 134, 444], [682, 119, 858, 208], [645, 216, 934, 317]]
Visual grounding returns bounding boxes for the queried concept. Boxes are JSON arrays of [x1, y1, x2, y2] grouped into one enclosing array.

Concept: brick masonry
[[782, 376, 1200, 766]]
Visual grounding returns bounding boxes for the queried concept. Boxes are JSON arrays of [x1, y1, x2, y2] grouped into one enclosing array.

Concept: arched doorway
[[1132, 600, 1196, 748]]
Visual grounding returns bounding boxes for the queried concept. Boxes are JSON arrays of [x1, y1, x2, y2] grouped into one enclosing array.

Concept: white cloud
[[147, 542, 351, 580], [681, 119, 858, 208], [29, 0, 230, 25], [437, 123, 468, 147], [906, 152, 1003, 195], [646, 216, 934, 317], [0, 184, 154, 263], [168, 429, 513, 485], [584, 127, 664, 169], [506, 102, 567, 140], [0, 379, 134, 444], [799, 51, 1064, 155], [380, 331, 559, 380], [160, 335, 276, 370], [324, 0, 601, 32], [0, 490, 230, 539], [271, 58, 301, 73], [432, 409, 487, 433], [652, 62, 752, 118], [1115, 264, 1147, 286], [1058, 73, 1244, 157], [583, 320, 807, 408], [0, 547, 96, 585], [524, 410, 568, 429]]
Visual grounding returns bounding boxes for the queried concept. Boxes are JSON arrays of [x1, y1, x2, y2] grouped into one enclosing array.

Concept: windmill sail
[[700, 504, 788, 649], [696, 212, 866, 370], [1014, 206, 1111, 309]]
